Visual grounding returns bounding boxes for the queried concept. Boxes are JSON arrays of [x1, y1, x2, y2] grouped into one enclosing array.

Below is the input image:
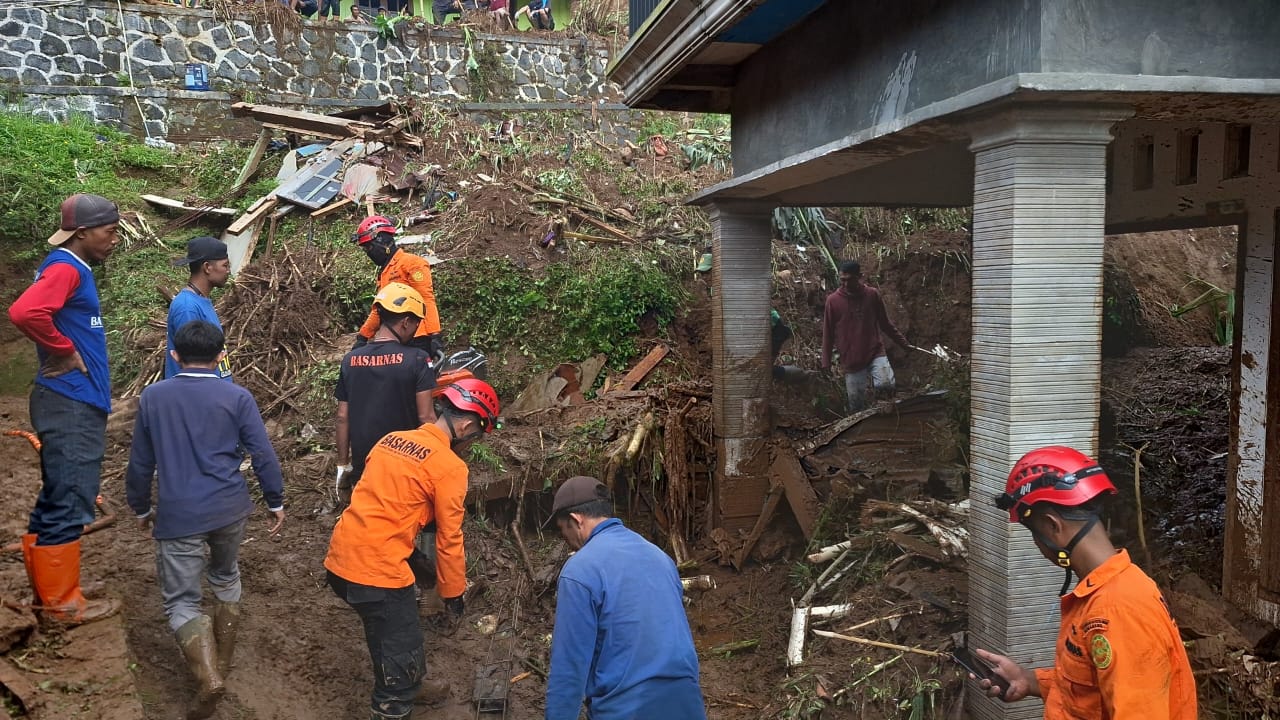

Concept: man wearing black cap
[[167, 236, 232, 380], [545, 476, 706, 720], [7, 193, 122, 624]]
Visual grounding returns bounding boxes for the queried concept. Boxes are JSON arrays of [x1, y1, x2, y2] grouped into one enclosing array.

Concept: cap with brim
[[171, 236, 230, 267], [542, 475, 609, 528], [47, 194, 120, 246]]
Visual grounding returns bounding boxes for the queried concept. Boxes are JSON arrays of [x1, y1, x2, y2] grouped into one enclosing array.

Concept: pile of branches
[[217, 245, 342, 417]]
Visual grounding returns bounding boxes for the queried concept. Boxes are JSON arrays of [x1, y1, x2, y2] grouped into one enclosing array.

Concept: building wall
[[0, 0, 619, 141], [1105, 120, 1280, 624], [730, 0, 1042, 175], [729, 0, 1280, 178]]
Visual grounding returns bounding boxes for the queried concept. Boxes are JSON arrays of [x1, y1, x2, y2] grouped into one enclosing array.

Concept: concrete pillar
[[966, 105, 1132, 720], [1225, 207, 1279, 623], [706, 201, 774, 534]]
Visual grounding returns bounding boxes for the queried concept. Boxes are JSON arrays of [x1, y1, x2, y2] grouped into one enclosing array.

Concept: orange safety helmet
[[439, 379, 501, 433], [995, 446, 1117, 523], [353, 215, 397, 245], [371, 282, 426, 319]]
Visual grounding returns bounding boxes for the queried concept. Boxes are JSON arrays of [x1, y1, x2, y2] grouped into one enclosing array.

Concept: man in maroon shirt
[[820, 260, 910, 413]]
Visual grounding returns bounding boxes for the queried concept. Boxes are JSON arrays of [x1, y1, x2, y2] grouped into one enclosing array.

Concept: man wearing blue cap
[[166, 236, 233, 381]]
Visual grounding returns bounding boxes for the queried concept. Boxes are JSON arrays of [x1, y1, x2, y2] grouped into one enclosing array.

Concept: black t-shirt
[[335, 340, 437, 473]]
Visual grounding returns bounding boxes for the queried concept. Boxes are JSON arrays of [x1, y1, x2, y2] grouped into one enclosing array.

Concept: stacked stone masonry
[[0, 0, 621, 140]]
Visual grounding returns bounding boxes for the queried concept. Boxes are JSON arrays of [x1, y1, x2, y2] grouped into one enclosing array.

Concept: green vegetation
[[468, 442, 506, 474], [0, 111, 175, 251], [435, 246, 684, 397]]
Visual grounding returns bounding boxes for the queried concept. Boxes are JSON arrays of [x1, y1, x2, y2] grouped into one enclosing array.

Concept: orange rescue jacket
[[323, 423, 468, 598], [359, 249, 442, 339], [1034, 550, 1197, 720]]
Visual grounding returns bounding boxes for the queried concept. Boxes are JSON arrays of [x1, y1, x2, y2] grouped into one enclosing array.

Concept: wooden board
[[232, 128, 272, 191], [140, 194, 237, 218], [226, 196, 277, 235], [773, 446, 820, 541], [231, 102, 374, 138], [732, 483, 783, 568], [610, 344, 669, 393], [222, 218, 264, 276]]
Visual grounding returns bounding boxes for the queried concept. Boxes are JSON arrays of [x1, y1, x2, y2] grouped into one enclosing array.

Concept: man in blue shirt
[[126, 320, 285, 720], [7, 193, 122, 625], [167, 236, 233, 380], [545, 476, 706, 720]]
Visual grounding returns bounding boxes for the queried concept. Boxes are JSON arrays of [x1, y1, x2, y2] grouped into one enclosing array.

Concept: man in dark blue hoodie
[[126, 320, 285, 720], [545, 476, 706, 720]]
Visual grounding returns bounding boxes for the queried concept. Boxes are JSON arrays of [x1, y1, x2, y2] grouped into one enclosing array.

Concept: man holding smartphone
[[972, 446, 1196, 719]]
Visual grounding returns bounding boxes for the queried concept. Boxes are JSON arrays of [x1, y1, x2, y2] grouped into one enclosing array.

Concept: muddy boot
[[414, 678, 450, 706], [28, 539, 119, 625], [176, 615, 225, 720], [212, 601, 241, 678]]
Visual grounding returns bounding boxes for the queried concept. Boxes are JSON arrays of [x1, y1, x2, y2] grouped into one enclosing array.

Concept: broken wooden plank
[[223, 218, 264, 276], [609, 345, 669, 393], [226, 196, 278, 235], [231, 102, 374, 138], [233, 128, 273, 191], [141, 194, 238, 218], [794, 405, 881, 457], [563, 230, 625, 244], [568, 208, 634, 243], [311, 196, 354, 218], [731, 481, 783, 569], [773, 445, 821, 541]]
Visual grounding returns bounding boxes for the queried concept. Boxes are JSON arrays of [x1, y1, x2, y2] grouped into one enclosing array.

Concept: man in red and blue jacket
[[7, 193, 122, 624]]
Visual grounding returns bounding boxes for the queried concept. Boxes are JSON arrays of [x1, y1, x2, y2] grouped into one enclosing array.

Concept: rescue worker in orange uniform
[[973, 446, 1197, 719], [324, 378, 501, 720], [352, 215, 444, 363]]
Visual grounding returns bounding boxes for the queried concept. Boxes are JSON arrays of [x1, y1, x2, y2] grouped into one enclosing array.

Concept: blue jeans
[[318, 0, 341, 16], [156, 518, 248, 632], [328, 572, 424, 718], [844, 355, 895, 413], [28, 386, 107, 546]]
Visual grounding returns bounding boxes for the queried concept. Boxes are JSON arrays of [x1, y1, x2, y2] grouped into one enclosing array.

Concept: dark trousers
[[328, 572, 424, 718], [318, 0, 341, 16], [28, 387, 106, 546]]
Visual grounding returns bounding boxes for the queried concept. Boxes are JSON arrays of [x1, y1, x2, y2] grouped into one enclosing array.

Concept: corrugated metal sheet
[[966, 111, 1121, 720]]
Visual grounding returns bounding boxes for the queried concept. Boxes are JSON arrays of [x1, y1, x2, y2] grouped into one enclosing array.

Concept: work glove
[[352, 334, 369, 351], [408, 548, 437, 589], [425, 333, 446, 366], [443, 595, 464, 617], [428, 595, 465, 637], [335, 464, 354, 505]]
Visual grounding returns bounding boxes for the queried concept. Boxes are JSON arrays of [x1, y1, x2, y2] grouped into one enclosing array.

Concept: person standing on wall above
[[352, 215, 445, 364], [6, 193, 122, 625], [544, 476, 706, 720], [125, 320, 286, 720], [433, 0, 462, 24], [325, 378, 501, 720], [166, 236, 233, 381], [820, 259, 910, 414], [334, 282, 437, 505], [973, 446, 1197, 719]]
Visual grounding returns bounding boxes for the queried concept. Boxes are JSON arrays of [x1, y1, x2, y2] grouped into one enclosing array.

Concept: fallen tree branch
[[810, 630, 946, 658]]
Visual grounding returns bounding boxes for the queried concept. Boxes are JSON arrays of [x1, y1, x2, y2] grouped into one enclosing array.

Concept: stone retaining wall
[[0, 0, 622, 140]]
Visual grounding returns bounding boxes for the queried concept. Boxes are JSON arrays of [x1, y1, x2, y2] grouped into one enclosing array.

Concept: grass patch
[[0, 111, 177, 252], [434, 245, 684, 397]]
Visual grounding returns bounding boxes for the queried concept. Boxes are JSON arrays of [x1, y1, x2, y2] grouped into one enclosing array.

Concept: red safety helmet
[[439, 379, 501, 433], [353, 215, 397, 245], [995, 446, 1116, 523]]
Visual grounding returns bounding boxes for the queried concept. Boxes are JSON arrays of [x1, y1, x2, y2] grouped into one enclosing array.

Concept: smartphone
[[951, 647, 1010, 698]]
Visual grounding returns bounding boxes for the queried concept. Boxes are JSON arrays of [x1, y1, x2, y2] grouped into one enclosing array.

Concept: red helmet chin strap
[[1026, 514, 1101, 596]]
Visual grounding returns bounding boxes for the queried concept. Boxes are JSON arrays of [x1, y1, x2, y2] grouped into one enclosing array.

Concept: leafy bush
[[0, 111, 174, 248], [434, 247, 684, 391]]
